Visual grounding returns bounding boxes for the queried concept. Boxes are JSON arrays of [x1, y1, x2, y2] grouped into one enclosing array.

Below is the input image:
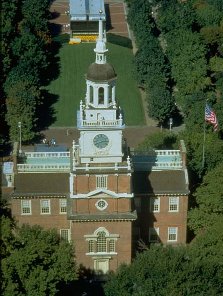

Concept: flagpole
[[202, 101, 207, 169], [202, 121, 206, 169]]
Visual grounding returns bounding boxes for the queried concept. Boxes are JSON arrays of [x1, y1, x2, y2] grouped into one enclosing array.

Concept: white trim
[[150, 197, 160, 213], [70, 188, 134, 199], [168, 196, 179, 212], [149, 227, 159, 242], [168, 227, 178, 242], [60, 229, 71, 242], [59, 198, 67, 214], [40, 199, 51, 215], [21, 199, 32, 215], [95, 199, 108, 211]]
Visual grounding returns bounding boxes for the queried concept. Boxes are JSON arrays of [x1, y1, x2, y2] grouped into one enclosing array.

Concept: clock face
[[93, 134, 109, 149]]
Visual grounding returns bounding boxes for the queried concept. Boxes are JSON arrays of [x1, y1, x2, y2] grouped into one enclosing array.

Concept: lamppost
[[18, 121, 22, 154], [169, 118, 173, 131]]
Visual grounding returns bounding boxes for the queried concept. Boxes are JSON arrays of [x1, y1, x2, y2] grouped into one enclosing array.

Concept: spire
[[94, 10, 108, 64]]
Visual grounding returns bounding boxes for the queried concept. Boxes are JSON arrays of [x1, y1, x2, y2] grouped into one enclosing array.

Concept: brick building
[[2, 19, 189, 274]]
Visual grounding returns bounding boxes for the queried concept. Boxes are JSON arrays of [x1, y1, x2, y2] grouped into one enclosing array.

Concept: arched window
[[85, 227, 119, 254], [98, 87, 104, 104], [90, 86, 93, 103], [97, 231, 107, 252], [109, 86, 112, 103]]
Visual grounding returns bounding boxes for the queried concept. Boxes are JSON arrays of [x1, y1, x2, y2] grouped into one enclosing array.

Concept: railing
[[156, 150, 180, 156], [133, 161, 183, 171], [73, 164, 131, 172], [132, 149, 181, 156], [17, 164, 70, 172], [24, 152, 70, 158]]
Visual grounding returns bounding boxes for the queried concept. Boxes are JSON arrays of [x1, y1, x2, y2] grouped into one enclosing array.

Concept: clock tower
[[69, 14, 136, 274], [77, 15, 124, 164]]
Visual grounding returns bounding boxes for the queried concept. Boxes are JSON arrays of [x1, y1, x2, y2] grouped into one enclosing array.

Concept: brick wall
[[11, 198, 70, 230], [72, 221, 132, 271], [135, 194, 188, 244]]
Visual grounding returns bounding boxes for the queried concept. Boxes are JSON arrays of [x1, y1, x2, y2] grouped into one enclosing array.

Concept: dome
[[86, 63, 117, 82]]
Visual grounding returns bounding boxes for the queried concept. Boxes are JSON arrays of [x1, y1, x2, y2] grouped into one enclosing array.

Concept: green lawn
[[47, 42, 145, 126]]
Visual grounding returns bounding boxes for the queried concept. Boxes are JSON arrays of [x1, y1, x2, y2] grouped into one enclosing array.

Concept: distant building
[[2, 19, 189, 275], [69, 0, 106, 43]]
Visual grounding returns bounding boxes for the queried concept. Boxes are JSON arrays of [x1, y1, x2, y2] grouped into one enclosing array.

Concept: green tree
[[4, 66, 41, 142], [188, 163, 223, 234], [137, 131, 177, 151], [147, 88, 175, 125], [1, 0, 20, 78], [2, 224, 78, 296]]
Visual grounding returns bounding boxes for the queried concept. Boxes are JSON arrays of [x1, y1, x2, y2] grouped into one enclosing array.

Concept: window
[[169, 197, 179, 212], [40, 199, 50, 214], [108, 239, 115, 252], [90, 85, 93, 103], [88, 240, 94, 253], [96, 175, 107, 189], [150, 197, 160, 212], [95, 199, 108, 211], [134, 198, 141, 213], [98, 87, 104, 104], [60, 229, 70, 242], [149, 227, 159, 242], [97, 231, 107, 252], [21, 200, 31, 215], [85, 227, 119, 254], [59, 199, 67, 214], [168, 227, 178, 242]]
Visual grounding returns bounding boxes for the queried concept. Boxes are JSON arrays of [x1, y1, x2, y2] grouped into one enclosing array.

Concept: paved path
[[39, 126, 159, 150], [43, 0, 159, 150]]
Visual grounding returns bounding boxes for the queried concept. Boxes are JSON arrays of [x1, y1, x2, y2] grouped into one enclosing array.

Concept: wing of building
[[2, 19, 189, 275]]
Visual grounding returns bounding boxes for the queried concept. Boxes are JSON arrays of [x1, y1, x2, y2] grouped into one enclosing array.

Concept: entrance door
[[94, 259, 109, 274]]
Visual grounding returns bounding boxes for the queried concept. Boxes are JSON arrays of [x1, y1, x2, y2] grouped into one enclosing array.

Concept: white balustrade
[[24, 152, 70, 158], [17, 164, 70, 172]]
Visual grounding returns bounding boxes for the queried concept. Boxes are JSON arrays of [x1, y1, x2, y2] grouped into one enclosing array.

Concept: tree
[[104, 241, 223, 296], [147, 88, 175, 125], [1, 224, 78, 296], [188, 163, 223, 234], [4, 67, 41, 142], [137, 130, 177, 151]]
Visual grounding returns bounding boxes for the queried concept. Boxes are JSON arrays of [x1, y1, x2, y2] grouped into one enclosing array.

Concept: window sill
[[86, 252, 117, 256]]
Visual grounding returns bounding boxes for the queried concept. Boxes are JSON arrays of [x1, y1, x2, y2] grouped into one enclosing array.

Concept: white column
[[94, 86, 98, 106]]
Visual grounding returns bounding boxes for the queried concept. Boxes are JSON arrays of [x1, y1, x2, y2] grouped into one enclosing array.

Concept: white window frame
[[40, 199, 51, 214], [149, 227, 159, 242], [134, 198, 141, 213], [169, 196, 179, 212], [150, 197, 160, 213], [21, 200, 32, 215], [96, 175, 108, 189], [59, 199, 67, 214], [60, 229, 71, 242], [95, 199, 108, 211], [168, 227, 178, 242], [85, 227, 119, 255]]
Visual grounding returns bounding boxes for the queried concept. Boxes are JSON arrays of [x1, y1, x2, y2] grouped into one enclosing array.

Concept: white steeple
[[94, 10, 108, 64]]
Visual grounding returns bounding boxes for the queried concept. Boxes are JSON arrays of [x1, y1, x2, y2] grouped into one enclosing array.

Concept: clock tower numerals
[[93, 134, 109, 149]]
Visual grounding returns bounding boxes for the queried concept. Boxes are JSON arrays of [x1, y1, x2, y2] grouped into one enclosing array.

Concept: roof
[[133, 170, 189, 195], [12, 173, 69, 197], [70, 0, 105, 21], [86, 63, 117, 82]]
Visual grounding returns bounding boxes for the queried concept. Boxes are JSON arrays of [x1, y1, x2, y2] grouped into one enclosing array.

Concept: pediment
[[87, 188, 118, 198]]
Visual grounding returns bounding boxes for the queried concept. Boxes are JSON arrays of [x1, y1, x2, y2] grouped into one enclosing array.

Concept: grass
[[46, 42, 145, 126]]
